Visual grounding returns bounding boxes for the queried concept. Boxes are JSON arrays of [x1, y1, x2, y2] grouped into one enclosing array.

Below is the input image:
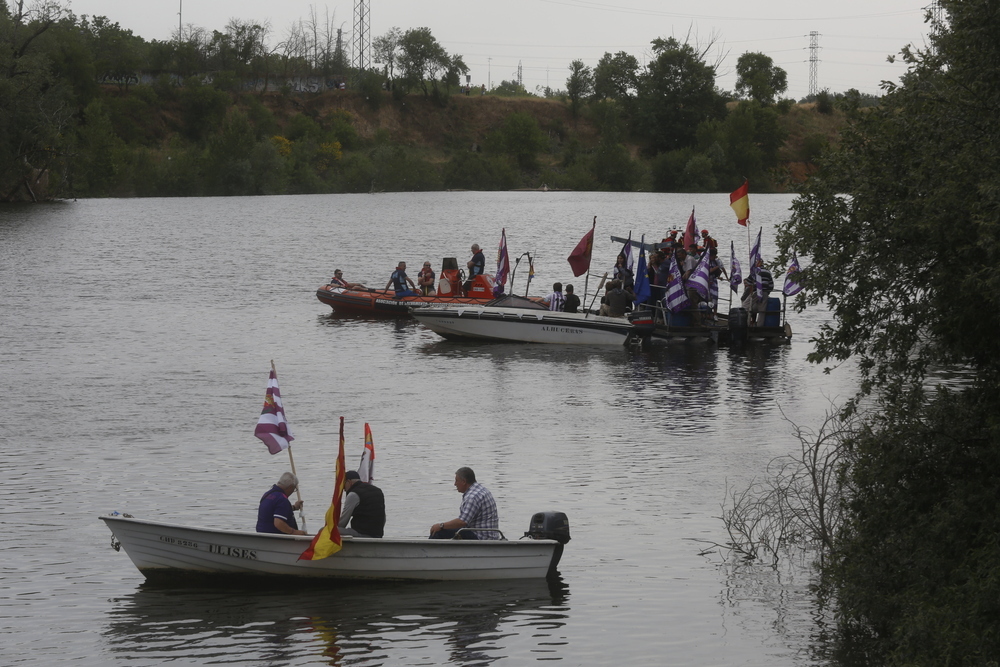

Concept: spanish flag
[[729, 179, 750, 227], [299, 417, 346, 560]]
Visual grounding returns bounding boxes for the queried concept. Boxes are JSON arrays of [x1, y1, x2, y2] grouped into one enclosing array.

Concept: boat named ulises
[[101, 511, 570, 582]]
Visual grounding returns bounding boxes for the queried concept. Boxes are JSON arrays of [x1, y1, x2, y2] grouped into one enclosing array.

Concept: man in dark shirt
[[385, 261, 419, 297], [464, 244, 486, 293], [256, 472, 305, 535], [563, 284, 581, 313], [339, 470, 386, 538]]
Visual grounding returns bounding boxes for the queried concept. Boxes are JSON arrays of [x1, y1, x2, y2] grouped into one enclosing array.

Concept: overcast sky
[[65, 0, 933, 99]]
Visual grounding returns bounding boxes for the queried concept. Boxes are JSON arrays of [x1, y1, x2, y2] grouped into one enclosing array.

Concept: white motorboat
[[101, 512, 569, 582], [411, 295, 634, 345]]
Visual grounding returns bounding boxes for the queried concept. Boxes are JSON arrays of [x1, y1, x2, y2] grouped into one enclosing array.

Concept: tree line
[[1, 0, 868, 201]]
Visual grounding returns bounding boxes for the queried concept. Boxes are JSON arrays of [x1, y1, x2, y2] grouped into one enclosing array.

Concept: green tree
[[485, 112, 548, 171], [734, 52, 787, 105], [397, 27, 450, 96], [593, 51, 639, 102], [777, 1, 1000, 661], [634, 37, 725, 155], [565, 59, 593, 119], [0, 0, 73, 201]]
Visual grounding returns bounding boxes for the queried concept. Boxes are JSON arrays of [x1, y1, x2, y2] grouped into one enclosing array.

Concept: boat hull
[[101, 515, 562, 582], [412, 306, 634, 345], [317, 286, 502, 316]]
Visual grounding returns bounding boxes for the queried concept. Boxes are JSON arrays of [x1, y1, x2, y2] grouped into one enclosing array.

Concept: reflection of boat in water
[[101, 512, 569, 582], [104, 577, 570, 665], [317, 259, 512, 316], [412, 295, 635, 345]]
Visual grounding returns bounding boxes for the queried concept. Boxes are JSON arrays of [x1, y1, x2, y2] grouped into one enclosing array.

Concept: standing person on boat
[[385, 261, 419, 298], [339, 470, 386, 538], [417, 261, 437, 296], [681, 245, 705, 327], [256, 472, 306, 535], [700, 229, 718, 253], [743, 259, 774, 326], [707, 247, 727, 320], [599, 280, 635, 317], [464, 244, 486, 294], [613, 253, 635, 292], [542, 282, 565, 311], [563, 284, 581, 313], [329, 269, 364, 290], [430, 467, 500, 540], [648, 252, 667, 304]]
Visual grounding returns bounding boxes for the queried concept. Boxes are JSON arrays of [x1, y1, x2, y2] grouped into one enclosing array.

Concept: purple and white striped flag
[[664, 253, 691, 313], [783, 251, 803, 296], [729, 241, 742, 293], [749, 228, 762, 279], [254, 368, 294, 455], [688, 249, 711, 299]]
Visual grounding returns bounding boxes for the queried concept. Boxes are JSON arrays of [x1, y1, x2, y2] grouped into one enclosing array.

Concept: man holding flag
[[256, 472, 306, 535]]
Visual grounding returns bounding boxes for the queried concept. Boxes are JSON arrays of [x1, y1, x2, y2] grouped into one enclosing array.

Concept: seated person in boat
[[563, 284, 581, 313], [599, 280, 634, 318], [329, 269, 364, 290], [256, 472, 306, 535], [385, 261, 419, 298], [339, 470, 386, 538], [463, 244, 486, 294], [541, 282, 565, 311], [430, 467, 500, 540], [417, 261, 437, 296]]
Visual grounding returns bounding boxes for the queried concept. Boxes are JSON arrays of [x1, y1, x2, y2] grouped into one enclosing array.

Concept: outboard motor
[[525, 512, 570, 577], [525, 512, 571, 544]]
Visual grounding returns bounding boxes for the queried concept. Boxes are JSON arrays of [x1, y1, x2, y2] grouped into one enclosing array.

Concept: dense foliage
[[0, 2, 838, 200], [777, 1, 1000, 662]]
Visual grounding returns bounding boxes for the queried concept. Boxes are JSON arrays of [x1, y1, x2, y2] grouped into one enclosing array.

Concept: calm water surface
[[0, 192, 857, 666]]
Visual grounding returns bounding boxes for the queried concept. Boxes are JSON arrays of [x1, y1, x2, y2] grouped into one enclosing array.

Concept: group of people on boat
[[255, 466, 501, 540], [328, 243, 491, 299]]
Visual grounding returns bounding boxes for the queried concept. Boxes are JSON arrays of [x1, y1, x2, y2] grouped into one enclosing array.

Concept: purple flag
[[254, 368, 294, 455], [729, 241, 742, 293], [664, 253, 691, 313], [749, 228, 762, 279], [688, 249, 711, 299], [494, 228, 510, 297], [783, 251, 803, 296]]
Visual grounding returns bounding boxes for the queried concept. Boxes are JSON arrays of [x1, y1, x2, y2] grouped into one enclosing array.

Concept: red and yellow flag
[[299, 417, 346, 560], [360, 423, 375, 482], [729, 179, 750, 226]]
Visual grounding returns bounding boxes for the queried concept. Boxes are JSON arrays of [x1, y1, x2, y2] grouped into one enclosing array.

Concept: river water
[[0, 192, 858, 666]]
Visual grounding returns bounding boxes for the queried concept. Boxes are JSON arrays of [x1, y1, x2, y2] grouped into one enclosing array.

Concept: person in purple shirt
[[256, 472, 306, 535]]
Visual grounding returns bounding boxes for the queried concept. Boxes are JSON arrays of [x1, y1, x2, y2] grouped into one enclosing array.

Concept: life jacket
[[347, 482, 386, 538]]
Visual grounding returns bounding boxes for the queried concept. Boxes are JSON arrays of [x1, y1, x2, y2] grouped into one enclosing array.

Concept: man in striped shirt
[[430, 467, 501, 540]]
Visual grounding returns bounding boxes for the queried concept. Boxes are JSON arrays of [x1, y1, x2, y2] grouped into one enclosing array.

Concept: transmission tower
[[517, 61, 523, 89], [352, 0, 370, 73], [808, 31, 820, 97]]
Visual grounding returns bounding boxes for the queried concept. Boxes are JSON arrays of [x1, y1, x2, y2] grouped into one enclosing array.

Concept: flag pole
[[272, 359, 306, 532], [585, 272, 608, 317]]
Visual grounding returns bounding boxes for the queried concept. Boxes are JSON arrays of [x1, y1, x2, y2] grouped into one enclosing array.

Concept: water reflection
[[104, 577, 570, 666]]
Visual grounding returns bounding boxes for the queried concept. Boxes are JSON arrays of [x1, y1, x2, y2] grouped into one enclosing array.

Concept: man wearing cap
[[429, 467, 500, 540], [338, 470, 385, 537], [700, 229, 718, 252], [339, 471, 386, 538], [256, 472, 306, 535]]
